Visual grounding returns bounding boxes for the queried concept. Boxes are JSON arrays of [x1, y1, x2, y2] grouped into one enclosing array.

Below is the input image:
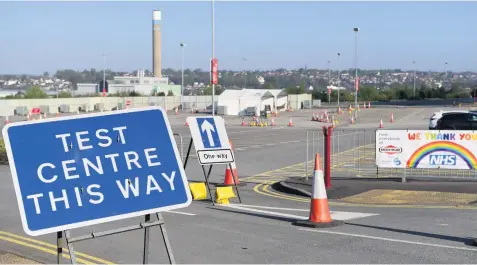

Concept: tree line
[[312, 83, 477, 102]]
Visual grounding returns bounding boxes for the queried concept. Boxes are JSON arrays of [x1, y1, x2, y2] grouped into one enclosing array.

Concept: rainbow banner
[[376, 130, 477, 170]]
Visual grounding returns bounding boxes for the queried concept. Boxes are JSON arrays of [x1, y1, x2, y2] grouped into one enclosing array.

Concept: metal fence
[[306, 128, 477, 181]]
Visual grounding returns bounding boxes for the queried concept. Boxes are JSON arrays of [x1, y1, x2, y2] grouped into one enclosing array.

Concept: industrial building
[[75, 69, 180, 96]]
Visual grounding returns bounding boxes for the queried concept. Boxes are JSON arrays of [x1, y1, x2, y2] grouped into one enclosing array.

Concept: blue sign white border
[[2, 106, 192, 236]]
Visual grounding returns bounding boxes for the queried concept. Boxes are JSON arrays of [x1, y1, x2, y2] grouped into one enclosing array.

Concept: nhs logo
[[429, 154, 457, 166]]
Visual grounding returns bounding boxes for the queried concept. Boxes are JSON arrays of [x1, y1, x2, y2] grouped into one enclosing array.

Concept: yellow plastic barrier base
[[189, 182, 207, 200], [215, 186, 236, 205]]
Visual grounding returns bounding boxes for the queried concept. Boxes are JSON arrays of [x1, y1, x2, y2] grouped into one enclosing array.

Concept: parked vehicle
[[428, 110, 470, 129], [434, 111, 477, 130]]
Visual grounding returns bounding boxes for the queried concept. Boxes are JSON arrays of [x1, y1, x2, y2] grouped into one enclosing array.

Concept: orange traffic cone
[[379, 119, 384, 128], [241, 118, 246, 126], [312, 113, 316, 121], [288, 118, 293, 127], [185, 119, 189, 126], [224, 141, 240, 185], [293, 154, 343, 228], [4, 116, 9, 124], [271, 117, 276, 126], [350, 116, 355, 124], [390, 113, 394, 123], [175, 108, 179, 115]]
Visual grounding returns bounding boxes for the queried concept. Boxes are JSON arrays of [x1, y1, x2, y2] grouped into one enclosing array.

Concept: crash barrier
[[305, 128, 477, 184]]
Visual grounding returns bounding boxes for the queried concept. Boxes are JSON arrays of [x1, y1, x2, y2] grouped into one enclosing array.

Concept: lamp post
[[337, 52, 341, 106], [413, 60, 416, 100], [327, 60, 331, 103], [444, 62, 449, 91], [211, 0, 216, 116], [101, 52, 107, 110], [242, 57, 248, 88], [180, 42, 185, 110], [353, 27, 359, 120]]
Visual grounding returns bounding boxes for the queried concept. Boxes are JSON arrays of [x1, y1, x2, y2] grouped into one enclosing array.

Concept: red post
[[323, 126, 333, 188]]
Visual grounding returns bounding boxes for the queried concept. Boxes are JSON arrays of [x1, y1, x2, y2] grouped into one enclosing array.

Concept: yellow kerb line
[[0, 231, 114, 264], [0, 235, 93, 264]]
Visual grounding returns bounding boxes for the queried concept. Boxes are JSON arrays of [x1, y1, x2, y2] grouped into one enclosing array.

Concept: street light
[[353, 27, 359, 120], [413, 60, 416, 100], [101, 52, 107, 92], [337, 52, 341, 106], [211, 0, 216, 116], [444, 62, 449, 90], [180, 42, 185, 110], [242, 57, 248, 88], [101, 52, 107, 110], [327, 60, 331, 103]]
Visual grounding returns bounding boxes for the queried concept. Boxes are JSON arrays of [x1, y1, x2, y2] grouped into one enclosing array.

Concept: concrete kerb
[[274, 181, 311, 198]]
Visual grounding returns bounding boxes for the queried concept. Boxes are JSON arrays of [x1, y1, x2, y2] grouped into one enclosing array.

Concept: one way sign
[[187, 116, 234, 165]]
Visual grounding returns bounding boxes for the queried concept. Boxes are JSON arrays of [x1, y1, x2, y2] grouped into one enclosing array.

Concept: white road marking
[[235, 204, 310, 212], [234, 131, 359, 151], [235, 204, 379, 220], [219, 204, 307, 220], [165, 210, 196, 216], [220, 204, 378, 221], [298, 228, 477, 252], [234, 140, 302, 151]]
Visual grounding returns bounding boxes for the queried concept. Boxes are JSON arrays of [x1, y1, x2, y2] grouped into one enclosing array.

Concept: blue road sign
[[2, 107, 191, 236], [197, 117, 221, 148]]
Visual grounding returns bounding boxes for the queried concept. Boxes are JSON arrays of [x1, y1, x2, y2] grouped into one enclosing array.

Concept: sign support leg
[[183, 138, 193, 169], [229, 163, 242, 203], [201, 165, 215, 206], [64, 230, 77, 264], [156, 213, 176, 265], [142, 214, 151, 264], [57, 231, 63, 264]]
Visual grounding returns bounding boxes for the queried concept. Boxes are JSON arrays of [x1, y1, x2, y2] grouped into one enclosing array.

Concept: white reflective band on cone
[[312, 170, 327, 200]]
